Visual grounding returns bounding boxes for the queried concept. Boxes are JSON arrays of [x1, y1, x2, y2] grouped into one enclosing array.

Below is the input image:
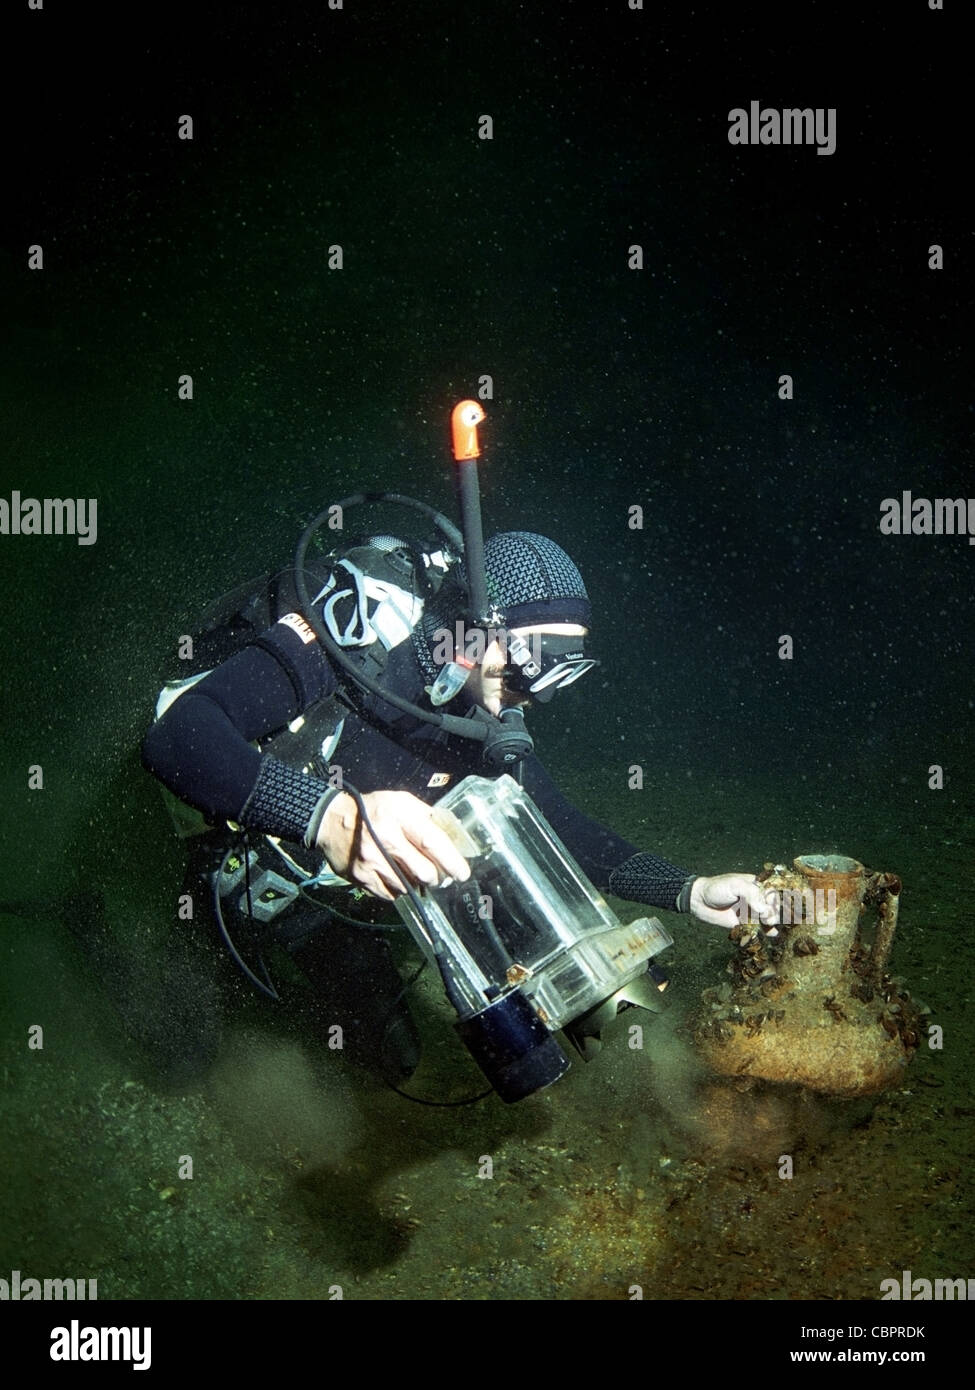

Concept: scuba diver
[[142, 402, 779, 1099]]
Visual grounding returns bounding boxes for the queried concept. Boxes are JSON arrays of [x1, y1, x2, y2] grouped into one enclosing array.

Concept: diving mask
[[503, 632, 598, 703]]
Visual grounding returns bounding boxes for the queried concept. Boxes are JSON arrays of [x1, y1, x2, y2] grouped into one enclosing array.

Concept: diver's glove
[[683, 873, 780, 934]]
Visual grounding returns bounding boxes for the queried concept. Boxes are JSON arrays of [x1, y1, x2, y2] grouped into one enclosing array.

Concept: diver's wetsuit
[[143, 611, 694, 903], [142, 588, 696, 1075]]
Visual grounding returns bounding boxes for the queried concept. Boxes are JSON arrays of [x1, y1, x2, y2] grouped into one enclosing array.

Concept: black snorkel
[[450, 400, 492, 626], [447, 399, 533, 769], [292, 403, 533, 770]]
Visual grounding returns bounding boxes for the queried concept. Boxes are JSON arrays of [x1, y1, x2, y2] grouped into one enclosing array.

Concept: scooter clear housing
[[396, 774, 672, 1099]]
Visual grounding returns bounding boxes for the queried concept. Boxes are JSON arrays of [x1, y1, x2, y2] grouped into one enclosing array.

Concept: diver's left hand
[[689, 873, 780, 933]]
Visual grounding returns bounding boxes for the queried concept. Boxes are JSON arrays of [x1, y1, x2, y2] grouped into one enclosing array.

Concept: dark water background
[[2, 0, 972, 1318]]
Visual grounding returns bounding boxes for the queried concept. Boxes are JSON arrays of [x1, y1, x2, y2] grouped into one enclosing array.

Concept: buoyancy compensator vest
[[152, 533, 458, 840]]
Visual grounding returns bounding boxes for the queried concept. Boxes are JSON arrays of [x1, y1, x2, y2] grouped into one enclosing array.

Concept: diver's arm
[[519, 756, 696, 911], [142, 618, 469, 890], [519, 758, 779, 927], [142, 617, 339, 838]]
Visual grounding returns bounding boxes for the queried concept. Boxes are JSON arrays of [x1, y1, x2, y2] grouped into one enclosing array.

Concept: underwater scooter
[[292, 401, 673, 1102]]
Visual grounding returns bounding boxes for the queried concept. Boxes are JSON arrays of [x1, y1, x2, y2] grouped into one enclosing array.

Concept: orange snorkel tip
[[451, 399, 486, 461]]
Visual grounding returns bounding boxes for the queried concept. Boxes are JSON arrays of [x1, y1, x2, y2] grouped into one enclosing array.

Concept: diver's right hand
[[315, 789, 471, 901]]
